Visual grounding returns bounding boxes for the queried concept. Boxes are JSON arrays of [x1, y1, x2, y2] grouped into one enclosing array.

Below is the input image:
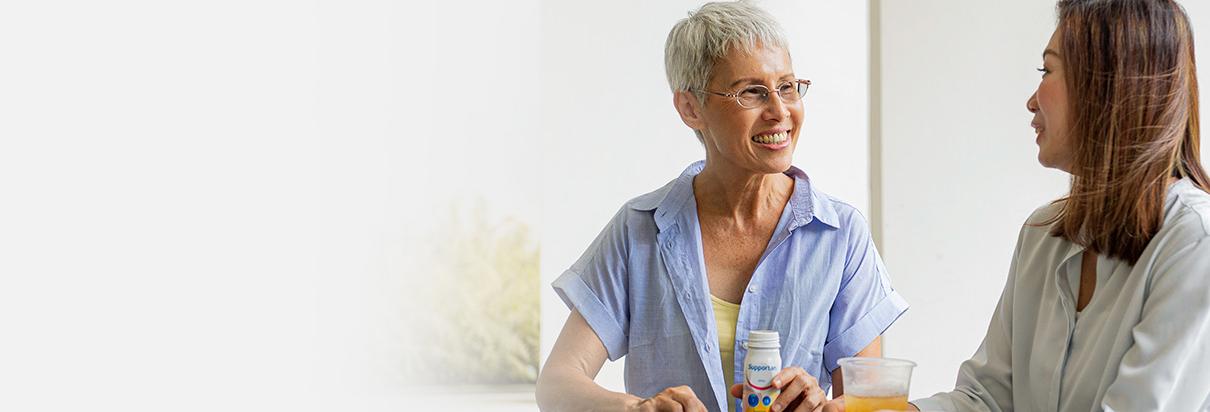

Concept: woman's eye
[[1037, 67, 1050, 76], [740, 87, 766, 97]]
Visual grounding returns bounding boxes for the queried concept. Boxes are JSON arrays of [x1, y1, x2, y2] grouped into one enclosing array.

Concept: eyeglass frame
[[693, 79, 812, 109]]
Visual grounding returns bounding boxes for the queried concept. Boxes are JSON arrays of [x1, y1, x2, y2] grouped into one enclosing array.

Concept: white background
[[0, 1, 1205, 411], [878, 0, 1071, 396]]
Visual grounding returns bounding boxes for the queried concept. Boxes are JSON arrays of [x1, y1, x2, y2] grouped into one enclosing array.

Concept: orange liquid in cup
[[846, 394, 908, 412], [838, 357, 916, 412]]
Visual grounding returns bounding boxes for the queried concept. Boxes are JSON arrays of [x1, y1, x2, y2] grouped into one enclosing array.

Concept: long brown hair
[[1048, 0, 1210, 264]]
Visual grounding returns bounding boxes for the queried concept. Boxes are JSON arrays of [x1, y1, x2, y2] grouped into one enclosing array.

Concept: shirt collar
[[630, 160, 840, 231]]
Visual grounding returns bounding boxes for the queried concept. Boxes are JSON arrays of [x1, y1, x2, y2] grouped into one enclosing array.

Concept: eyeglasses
[[695, 79, 811, 109]]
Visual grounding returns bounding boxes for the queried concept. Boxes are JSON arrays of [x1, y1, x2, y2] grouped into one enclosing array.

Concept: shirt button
[[748, 285, 758, 293], [703, 343, 711, 352]]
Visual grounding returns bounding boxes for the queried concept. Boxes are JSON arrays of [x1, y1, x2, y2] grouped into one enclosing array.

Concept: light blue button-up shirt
[[553, 161, 909, 412]]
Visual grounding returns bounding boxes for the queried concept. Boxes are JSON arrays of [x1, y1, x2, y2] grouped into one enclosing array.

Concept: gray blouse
[[913, 179, 1210, 411]]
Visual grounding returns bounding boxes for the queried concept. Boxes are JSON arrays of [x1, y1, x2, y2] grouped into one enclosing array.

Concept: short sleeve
[[552, 207, 632, 361], [823, 210, 910, 372]]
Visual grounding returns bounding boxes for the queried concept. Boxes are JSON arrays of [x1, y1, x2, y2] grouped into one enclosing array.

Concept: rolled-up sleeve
[[823, 210, 910, 372], [552, 208, 632, 361], [1101, 237, 1210, 411]]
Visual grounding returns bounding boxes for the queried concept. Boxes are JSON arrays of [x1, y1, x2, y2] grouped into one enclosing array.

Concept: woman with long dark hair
[[839, 0, 1210, 410]]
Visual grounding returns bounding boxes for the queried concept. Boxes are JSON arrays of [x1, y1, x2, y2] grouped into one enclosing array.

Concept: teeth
[[753, 131, 788, 144]]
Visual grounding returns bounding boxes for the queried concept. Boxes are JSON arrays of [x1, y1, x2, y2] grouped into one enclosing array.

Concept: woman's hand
[[728, 366, 827, 412], [628, 385, 710, 412], [821, 396, 844, 411]]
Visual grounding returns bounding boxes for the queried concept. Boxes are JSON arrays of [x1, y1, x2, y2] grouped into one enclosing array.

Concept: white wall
[[538, 0, 871, 393], [2, 0, 547, 410], [1185, 0, 1209, 161], [1, 1, 324, 411], [878, 0, 1210, 398]]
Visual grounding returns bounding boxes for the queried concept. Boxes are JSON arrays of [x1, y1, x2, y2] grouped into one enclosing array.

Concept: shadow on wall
[[403, 200, 540, 385]]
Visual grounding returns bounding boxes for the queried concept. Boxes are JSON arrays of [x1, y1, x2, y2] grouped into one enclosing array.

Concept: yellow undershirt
[[711, 293, 741, 412]]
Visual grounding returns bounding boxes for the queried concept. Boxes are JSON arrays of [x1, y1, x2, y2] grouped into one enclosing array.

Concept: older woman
[[829, 1, 1210, 411], [535, 2, 908, 412]]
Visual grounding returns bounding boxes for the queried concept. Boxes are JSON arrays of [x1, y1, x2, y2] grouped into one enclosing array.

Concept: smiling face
[[678, 43, 803, 175], [1027, 29, 1074, 172]]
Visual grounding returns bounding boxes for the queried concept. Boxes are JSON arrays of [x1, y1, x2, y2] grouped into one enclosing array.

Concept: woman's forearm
[[535, 366, 643, 412]]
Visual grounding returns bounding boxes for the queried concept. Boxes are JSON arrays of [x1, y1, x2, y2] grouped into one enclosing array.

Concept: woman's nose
[[1026, 91, 1039, 113], [764, 93, 791, 119]]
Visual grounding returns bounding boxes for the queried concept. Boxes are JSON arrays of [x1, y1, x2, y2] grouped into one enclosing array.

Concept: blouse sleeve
[[822, 210, 910, 373], [551, 207, 633, 361]]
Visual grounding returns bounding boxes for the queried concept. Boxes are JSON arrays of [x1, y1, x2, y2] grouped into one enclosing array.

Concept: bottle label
[[743, 362, 779, 412]]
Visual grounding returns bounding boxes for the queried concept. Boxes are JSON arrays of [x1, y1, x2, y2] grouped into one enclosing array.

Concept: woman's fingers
[[774, 376, 807, 411], [772, 366, 813, 389], [649, 385, 708, 412], [770, 367, 824, 412], [670, 387, 709, 412], [798, 382, 826, 412], [820, 396, 846, 412], [793, 385, 827, 412]]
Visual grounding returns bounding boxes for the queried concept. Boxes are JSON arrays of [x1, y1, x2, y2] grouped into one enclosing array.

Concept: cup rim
[[837, 357, 917, 368]]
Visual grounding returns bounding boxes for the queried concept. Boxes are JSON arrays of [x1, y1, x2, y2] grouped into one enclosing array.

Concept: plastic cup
[[837, 357, 916, 412]]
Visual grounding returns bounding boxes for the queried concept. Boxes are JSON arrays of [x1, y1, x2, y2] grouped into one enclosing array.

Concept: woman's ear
[[673, 90, 707, 131]]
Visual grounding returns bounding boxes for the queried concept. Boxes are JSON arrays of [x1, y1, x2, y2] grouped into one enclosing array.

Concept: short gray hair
[[664, 1, 789, 98]]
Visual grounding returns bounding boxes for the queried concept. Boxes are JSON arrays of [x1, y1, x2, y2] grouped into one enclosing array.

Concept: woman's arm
[[536, 310, 638, 411], [536, 310, 709, 412], [829, 335, 882, 397]]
